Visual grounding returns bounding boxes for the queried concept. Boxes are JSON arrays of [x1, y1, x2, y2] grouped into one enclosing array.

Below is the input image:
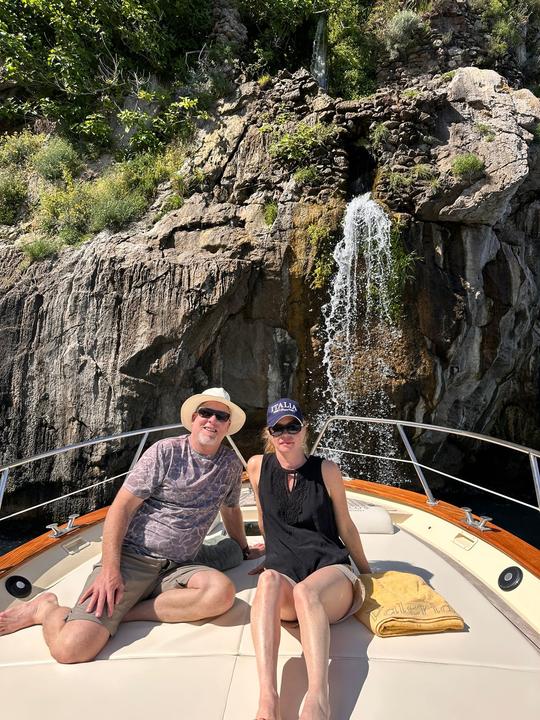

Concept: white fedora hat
[[180, 387, 246, 435]]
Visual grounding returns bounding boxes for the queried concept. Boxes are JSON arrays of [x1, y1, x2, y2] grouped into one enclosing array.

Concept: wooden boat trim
[[1, 478, 539, 580], [0, 507, 108, 578], [344, 478, 540, 578]]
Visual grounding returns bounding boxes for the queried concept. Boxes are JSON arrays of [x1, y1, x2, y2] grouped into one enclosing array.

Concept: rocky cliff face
[[2, 52, 540, 518], [367, 67, 540, 473], [0, 69, 347, 518]]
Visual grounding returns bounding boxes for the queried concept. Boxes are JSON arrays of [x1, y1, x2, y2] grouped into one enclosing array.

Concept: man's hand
[[245, 542, 265, 560], [79, 568, 125, 619]]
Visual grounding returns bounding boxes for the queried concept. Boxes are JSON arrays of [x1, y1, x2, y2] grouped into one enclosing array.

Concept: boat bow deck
[[1, 502, 539, 720]]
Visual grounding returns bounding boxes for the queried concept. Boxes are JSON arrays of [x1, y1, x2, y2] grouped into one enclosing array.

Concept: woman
[[247, 398, 371, 720]]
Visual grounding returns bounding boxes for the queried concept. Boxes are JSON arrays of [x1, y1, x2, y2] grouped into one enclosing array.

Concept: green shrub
[[257, 74, 272, 88], [120, 152, 170, 198], [37, 152, 169, 242], [23, 136, 185, 257], [312, 256, 335, 289], [384, 10, 426, 60], [451, 153, 485, 182], [38, 182, 91, 242], [387, 170, 414, 192], [307, 223, 335, 289], [117, 97, 199, 156], [474, 123, 496, 142], [370, 123, 390, 149], [269, 122, 337, 166], [441, 70, 457, 82], [402, 88, 421, 99], [33, 138, 81, 180], [293, 165, 321, 186], [0, 131, 46, 167], [263, 201, 278, 226], [88, 185, 147, 233], [74, 113, 112, 147], [412, 164, 436, 180], [160, 194, 184, 213], [469, 0, 533, 59], [327, 0, 377, 98], [0, 0, 214, 131], [384, 164, 437, 193], [20, 235, 60, 261], [386, 218, 418, 323], [532, 123, 540, 143], [0, 171, 27, 224]]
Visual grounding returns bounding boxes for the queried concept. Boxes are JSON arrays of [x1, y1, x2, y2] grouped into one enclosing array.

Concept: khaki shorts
[[280, 563, 365, 624], [66, 538, 243, 636]]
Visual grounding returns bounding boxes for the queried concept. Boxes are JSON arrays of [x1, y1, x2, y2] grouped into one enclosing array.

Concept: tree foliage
[[0, 0, 213, 129]]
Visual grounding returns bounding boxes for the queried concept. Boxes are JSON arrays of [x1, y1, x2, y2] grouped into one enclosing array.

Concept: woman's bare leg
[[251, 570, 296, 720], [293, 567, 354, 720]]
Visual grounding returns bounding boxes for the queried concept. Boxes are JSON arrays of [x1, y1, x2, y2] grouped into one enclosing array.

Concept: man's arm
[[79, 487, 144, 618]]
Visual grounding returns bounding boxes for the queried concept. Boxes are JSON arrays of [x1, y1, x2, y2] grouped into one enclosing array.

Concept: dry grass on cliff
[[0, 133, 188, 261]]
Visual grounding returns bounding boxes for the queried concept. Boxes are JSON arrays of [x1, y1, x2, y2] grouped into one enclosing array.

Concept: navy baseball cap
[[267, 398, 304, 427]]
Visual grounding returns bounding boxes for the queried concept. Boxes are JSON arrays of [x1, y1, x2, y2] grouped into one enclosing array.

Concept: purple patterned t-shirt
[[122, 435, 242, 563]]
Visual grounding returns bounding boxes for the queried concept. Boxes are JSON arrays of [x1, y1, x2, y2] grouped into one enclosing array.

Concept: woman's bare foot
[[255, 689, 281, 720], [0, 592, 58, 635], [299, 693, 330, 720]]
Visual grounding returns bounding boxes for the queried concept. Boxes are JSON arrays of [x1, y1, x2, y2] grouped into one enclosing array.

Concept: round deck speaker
[[498, 566, 523, 591], [5, 575, 32, 598]]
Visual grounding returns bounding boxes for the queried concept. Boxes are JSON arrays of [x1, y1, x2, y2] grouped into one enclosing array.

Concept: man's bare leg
[[0, 568, 237, 663], [0, 592, 58, 635], [0, 592, 110, 664], [123, 568, 235, 623]]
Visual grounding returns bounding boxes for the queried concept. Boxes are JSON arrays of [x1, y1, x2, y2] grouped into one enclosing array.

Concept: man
[[0, 387, 262, 663]]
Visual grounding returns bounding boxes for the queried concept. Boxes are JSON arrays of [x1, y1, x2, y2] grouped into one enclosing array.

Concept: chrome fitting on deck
[[46, 514, 80, 538], [461, 507, 492, 532]]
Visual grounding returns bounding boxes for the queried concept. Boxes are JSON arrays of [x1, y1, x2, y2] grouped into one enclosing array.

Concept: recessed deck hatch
[[452, 533, 477, 550]]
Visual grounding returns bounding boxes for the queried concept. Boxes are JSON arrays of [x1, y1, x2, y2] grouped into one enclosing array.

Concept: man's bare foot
[[255, 689, 281, 720], [299, 694, 329, 720], [0, 592, 58, 635]]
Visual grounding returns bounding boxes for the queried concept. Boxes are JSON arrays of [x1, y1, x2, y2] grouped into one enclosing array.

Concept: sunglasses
[[268, 421, 303, 437], [196, 407, 231, 423]]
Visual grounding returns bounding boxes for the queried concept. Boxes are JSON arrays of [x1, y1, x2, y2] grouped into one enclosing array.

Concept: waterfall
[[311, 14, 328, 91], [317, 193, 401, 483]]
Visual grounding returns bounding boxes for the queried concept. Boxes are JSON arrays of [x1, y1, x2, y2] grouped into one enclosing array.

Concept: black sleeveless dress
[[258, 453, 351, 582]]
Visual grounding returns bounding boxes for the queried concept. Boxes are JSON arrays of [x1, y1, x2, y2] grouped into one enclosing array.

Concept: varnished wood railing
[[0, 508, 108, 579], [344, 478, 540, 579], [1, 479, 539, 580]]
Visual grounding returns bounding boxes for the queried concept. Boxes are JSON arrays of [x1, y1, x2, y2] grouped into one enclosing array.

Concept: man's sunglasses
[[196, 407, 231, 423], [268, 421, 303, 437]]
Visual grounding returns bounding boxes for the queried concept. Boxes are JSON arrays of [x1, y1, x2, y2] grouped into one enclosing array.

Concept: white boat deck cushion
[[1, 511, 539, 719]]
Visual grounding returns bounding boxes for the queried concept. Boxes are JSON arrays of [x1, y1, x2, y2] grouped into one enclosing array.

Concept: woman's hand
[[245, 542, 265, 560], [248, 560, 266, 575]]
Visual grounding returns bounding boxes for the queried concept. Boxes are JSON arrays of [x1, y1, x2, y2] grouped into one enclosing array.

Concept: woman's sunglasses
[[196, 407, 231, 423], [268, 421, 303, 437]]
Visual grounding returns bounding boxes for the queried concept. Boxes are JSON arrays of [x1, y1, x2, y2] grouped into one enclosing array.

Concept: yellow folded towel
[[355, 571, 465, 637]]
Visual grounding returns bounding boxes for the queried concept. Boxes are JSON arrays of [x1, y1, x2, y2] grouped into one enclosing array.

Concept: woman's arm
[[321, 459, 371, 574], [246, 454, 265, 537], [246, 454, 267, 575]]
